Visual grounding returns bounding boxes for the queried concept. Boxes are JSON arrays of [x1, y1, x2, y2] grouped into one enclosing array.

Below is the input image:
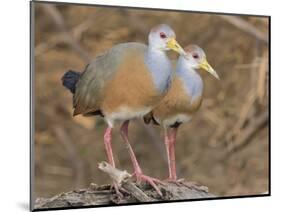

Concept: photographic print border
[[30, 1, 271, 211]]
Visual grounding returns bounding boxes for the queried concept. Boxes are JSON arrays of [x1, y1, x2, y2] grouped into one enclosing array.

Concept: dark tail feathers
[[61, 70, 81, 94]]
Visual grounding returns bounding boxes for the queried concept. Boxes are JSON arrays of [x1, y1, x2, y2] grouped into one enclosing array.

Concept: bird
[[61, 24, 186, 194], [144, 44, 219, 182]]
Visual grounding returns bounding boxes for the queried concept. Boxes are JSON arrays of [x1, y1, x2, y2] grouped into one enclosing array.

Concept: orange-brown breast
[[73, 43, 164, 117], [101, 53, 163, 115], [151, 76, 202, 123]]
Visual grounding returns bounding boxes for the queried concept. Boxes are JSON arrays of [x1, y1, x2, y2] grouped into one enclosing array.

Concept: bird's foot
[[163, 177, 185, 186], [132, 172, 163, 196]]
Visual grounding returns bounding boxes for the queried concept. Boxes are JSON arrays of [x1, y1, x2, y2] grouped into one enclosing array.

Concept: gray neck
[[176, 57, 203, 100], [144, 46, 172, 94]]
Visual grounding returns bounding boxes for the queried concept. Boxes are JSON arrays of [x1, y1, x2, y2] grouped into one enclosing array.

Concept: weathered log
[[34, 162, 215, 210]]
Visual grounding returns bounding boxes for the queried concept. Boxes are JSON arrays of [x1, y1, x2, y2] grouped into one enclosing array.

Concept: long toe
[[134, 173, 163, 196]]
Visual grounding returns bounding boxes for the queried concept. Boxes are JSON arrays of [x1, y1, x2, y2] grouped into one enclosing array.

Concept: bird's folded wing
[[73, 43, 147, 115]]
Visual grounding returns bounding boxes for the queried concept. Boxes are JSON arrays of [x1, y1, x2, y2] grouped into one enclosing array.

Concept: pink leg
[[103, 127, 115, 167], [120, 121, 163, 195], [104, 127, 123, 196], [120, 121, 142, 173], [164, 127, 178, 181]]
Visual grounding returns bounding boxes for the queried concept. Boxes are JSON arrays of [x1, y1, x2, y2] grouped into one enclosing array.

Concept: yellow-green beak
[[199, 58, 220, 80], [166, 38, 186, 55]]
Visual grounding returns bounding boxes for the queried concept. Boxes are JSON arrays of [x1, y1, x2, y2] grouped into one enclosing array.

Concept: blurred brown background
[[33, 2, 269, 199]]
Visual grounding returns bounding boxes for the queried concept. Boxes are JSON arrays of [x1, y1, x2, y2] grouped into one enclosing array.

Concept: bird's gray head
[[148, 24, 185, 55], [182, 44, 220, 80]]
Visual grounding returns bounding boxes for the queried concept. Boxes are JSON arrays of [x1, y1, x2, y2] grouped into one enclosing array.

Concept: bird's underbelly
[[105, 106, 152, 127], [109, 106, 152, 120], [161, 114, 192, 128]]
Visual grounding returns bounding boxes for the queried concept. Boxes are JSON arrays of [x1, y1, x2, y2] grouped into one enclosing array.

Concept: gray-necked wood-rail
[[144, 44, 219, 182], [62, 24, 186, 194]]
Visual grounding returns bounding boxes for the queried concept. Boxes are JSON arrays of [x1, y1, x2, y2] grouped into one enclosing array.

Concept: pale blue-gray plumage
[[176, 55, 203, 102], [145, 46, 172, 93]]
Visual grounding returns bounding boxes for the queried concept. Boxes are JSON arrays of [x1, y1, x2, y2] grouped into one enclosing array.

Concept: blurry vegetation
[[34, 2, 269, 198]]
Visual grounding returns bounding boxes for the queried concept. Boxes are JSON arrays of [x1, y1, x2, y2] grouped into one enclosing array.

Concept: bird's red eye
[[192, 53, 199, 59], [160, 32, 167, 39]]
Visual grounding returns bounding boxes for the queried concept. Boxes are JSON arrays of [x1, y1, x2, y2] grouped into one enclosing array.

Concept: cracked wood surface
[[34, 162, 215, 210]]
